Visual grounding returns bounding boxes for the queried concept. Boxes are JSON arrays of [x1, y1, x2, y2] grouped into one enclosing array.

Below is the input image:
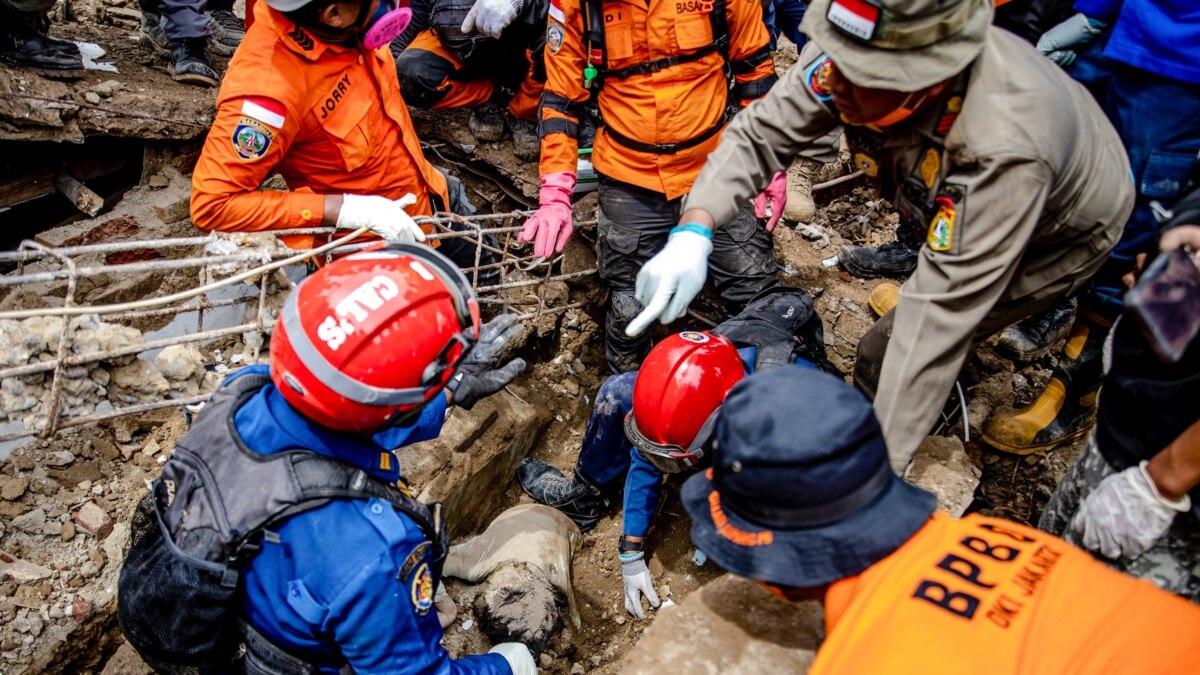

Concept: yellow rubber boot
[[867, 282, 900, 317], [982, 319, 1106, 455]]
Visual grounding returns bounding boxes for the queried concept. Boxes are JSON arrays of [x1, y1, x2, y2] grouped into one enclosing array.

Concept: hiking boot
[[509, 114, 539, 162], [469, 98, 506, 142], [139, 11, 169, 53], [169, 37, 219, 87], [206, 9, 245, 57], [996, 296, 1078, 361], [782, 156, 821, 224], [982, 318, 1106, 455], [0, 11, 85, 79], [517, 459, 609, 531], [838, 229, 920, 278], [867, 281, 900, 317]]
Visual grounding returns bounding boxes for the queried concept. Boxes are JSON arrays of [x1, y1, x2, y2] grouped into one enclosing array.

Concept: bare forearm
[[1146, 419, 1200, 501]]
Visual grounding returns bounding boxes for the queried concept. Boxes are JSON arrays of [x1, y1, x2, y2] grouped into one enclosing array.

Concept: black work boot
[[838, 228, 921, 279], [509, 114, 539, 162], [139, 10, 169, 53], [0, 11, 85, 79], [169, 37, 219, 87], [996, 296, 1078, 361], [517, 459, 610, 531], [206, 9, 245, 57], [983, 317, 1106, 455], [469, 97, 506, 143]]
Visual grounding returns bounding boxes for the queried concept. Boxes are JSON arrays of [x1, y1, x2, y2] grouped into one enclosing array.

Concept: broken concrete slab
[[0, 551, 52, 583], [622, 575, 824, 675], [905, 435, 982, 517]]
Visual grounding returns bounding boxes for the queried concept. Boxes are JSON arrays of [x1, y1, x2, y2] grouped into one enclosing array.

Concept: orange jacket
[[811, 513, 1200, 674], [539, 0, 776, 199], [190, 2, 448, 251]]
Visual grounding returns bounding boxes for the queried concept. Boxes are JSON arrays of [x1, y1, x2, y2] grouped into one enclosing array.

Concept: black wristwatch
[[618, 535, 644, 554]]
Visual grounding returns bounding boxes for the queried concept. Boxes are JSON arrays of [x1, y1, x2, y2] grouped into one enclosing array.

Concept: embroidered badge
[[936, 96, 963, 136], [805, 55, 833, 102], [853, 152, 878, 178], [927, 195, 956, 252], [232, 116, 274, 161], [547, 20, 564, 55], [919, 148, 940, 189], [397, 542, 430, 582], [410, 562, 434, 616], [679, 331, 709, 344]]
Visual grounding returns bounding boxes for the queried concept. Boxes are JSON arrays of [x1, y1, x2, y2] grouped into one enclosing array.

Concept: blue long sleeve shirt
[[224, 366, 509, 675], [1074, 0, 1200, 84]]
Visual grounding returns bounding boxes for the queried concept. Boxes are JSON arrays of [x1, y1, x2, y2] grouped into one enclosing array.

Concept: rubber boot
[[469, 96, 506, 143], [509, 114, 539, 162], [206, 9, 245, 57], [0, 10, 84, 79], [169, 37, 219, 87], [867, 281, 900, 317], [996, 296, 1078, 361], [782, 156, 821, 224], [517, 459, 610, 532], [982, 317, 1106, 455], [838, 227, 921, 278]]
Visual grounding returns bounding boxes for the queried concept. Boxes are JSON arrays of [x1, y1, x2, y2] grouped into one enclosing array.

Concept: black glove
[[449, 313, 527, 409]]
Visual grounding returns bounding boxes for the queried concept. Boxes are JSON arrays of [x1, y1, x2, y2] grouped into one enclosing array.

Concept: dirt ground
[[0, 16, 1092, 675]]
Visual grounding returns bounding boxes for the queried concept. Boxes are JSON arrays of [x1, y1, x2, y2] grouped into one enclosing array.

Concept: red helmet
[[624, 331, 745, 473], [270, 243, 480, 432]]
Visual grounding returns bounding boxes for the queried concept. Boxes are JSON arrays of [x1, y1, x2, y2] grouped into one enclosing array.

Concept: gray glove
[[449, 313, 526, 410], [620, 551, 661, 620], [1072, 461, 1192, 560], [1036, 13, 1104, 67]]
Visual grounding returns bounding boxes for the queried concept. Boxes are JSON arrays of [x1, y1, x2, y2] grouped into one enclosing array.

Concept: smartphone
[[1125, 248, 1200, 363]]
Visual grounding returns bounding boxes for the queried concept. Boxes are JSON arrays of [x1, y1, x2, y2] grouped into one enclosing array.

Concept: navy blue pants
[[1069, 38, 1200, 317], [764, 0, 807, 50]]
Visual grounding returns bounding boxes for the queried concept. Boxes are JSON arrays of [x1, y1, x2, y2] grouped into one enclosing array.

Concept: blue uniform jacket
[[1074, 0, 1200, 85], [224, 366, 509, 675]]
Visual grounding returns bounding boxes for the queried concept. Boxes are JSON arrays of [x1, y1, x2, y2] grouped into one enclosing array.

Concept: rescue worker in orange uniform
[[391, 0, 548, 160], [190, 0, 486, 273], [520, 0, 785, 373], [683, 366, 1200, 674]]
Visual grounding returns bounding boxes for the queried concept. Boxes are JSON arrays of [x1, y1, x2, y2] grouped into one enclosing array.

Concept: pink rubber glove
[[754, 170, 788, 232], [519, 172, 576, 258]]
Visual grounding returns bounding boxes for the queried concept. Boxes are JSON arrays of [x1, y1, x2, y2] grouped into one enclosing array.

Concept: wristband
[[619, 535, 644, 554], [669, 223, 714, 240]]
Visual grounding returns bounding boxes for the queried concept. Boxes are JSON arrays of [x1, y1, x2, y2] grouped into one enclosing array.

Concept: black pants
[[597, 176, 776, 373]]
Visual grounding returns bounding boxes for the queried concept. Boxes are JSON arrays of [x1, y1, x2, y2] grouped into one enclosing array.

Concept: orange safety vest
[[538, 0, 776, 199], [190, 2, 448, 252], [811, 513, 1200, 674]]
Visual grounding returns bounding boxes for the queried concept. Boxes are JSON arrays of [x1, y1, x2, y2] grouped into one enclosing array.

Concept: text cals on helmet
[[317, 275, 401, 351]]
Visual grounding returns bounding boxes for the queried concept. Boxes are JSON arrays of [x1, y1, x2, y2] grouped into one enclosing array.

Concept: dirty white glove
[[625, 226, 713, 337], [620, 551, 661, 620], [1072, 461, 1192, 560], [461, 0, 524, 38], [434, 582, 457, 629], [336, 193, 426, 243], [488, 642, 537, 675], [1036, 13, 1104, 67]]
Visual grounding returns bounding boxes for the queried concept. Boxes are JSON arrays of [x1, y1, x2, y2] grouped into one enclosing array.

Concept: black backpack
[[118, 374, 448, 673]]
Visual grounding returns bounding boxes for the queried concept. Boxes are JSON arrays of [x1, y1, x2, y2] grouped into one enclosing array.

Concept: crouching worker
[[117, 245, 536, 675], [683, 366, 1200, 674], [518, 286, 837, 619]]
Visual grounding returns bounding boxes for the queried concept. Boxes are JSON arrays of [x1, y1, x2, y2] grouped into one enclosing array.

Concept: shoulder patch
[[410, 562, 434, 616], [241, 97, 287, 129], [549, 0, 565, 23], [288, 23, 315, 51], [547, 20, 565, 55], [232, 117, 275, 161], [805, 55, 833, 102]]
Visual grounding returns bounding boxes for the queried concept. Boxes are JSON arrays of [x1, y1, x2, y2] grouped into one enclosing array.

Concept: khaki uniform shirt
[[685, 28, 1134, 470]]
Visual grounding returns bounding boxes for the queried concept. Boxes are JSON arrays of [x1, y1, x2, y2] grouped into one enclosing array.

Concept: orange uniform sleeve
[[537, 0, 589, 177], [190, 96, 325, 233], [725, 0, 777, 108]]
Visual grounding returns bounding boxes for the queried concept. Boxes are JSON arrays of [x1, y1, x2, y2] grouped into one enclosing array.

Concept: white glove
[[620, 552, 661, 620], [461, 0, 524, 39], [625, 227, 713, 337], [488, 642, 537, 675], [1071, 461, 1192, 560], [336, 193, 426, 243]]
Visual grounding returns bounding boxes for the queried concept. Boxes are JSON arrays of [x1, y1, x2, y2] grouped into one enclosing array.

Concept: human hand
[[1161, 224, 1200, 271], [461, 0, 524, 39], [1072, 461, 1191, 560], [336, 193, 426, 243], [620, 551, 661, 619], [625, 227, 713, 337], [518, 172, 576, 258], [450, 314, 527, 409], [1036, 13, 1103, 67], [754, 170, 788, 232], [488, 642, 537, 675]]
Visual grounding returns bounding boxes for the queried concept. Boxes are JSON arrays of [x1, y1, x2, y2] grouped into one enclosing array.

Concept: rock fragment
[[74, 501, 113, 539]]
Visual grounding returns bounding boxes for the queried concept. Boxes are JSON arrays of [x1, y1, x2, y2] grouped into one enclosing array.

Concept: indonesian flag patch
[[827, 0, 880, 41], [548, 0, 565, 24], [240, 97, 287, 129]]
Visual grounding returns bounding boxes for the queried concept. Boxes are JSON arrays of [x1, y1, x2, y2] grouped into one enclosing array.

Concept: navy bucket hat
[[682, 366, 937, 588]]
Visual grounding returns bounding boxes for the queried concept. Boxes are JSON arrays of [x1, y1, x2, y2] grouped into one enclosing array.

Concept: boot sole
[[209, 40, 240, 57], [981, 422, 1091, 456], [173, 72, 218, 87], [3, 63, 85, 79]]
